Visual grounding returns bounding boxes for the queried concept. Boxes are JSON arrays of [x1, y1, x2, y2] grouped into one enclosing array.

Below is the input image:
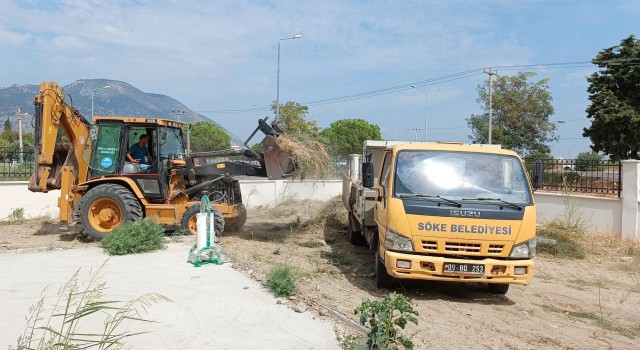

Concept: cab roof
[[92, 116, 184, 128], [364, 140, 521, 157]]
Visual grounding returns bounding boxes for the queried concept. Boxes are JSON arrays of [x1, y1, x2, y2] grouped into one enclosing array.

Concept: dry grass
[[275, 135, 332, 179]]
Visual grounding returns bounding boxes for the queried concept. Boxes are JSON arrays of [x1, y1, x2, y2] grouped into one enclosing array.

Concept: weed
[[322, 251, 354, 266], [335, 328, 367, 350], [101, 219, 165, 255], [537, 219, 586, 259], [266, 264, 298, 298], [13, 263, 170, 349], [299, 240, 324, 248], [354, 293, 419, 350], [10, 207, 25, 222], [303, 197, 348, 230], [541, 303, 639, 338]]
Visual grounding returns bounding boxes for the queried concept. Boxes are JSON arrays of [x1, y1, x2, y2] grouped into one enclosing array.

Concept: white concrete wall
[[534, 192, 622, 234], [0, 180, 343, 220], [239, 179, 343, 208], [1, 176, 637, 238], [0, 182, 60, 220]]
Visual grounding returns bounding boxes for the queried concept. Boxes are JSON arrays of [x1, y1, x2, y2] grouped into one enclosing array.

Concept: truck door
[[375, 151, 393, 236]]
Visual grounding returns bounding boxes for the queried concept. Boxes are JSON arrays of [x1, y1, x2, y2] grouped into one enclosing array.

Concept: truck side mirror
[[532, 162, 544, 190], [362, 162, 374, 188]]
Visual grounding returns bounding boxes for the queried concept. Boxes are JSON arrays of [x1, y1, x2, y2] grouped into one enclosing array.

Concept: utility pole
[[17, 108, 24, 164], [171, 110, 185, 123], [483, 68, 497, 144], [412, 128, 421, 141]]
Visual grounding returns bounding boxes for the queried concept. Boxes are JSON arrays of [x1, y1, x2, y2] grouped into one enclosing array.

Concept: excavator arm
[[28, 82, 91, 222]]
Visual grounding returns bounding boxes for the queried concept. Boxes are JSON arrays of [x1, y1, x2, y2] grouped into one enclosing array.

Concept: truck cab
[[344, 141, 537, 294]]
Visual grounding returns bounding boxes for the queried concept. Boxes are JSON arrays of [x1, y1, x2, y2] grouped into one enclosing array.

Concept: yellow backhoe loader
[[28, 82, 296, 240]]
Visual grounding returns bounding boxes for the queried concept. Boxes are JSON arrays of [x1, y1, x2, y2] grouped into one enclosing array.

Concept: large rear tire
[[79, 184, 143, 241], [226, 204, 247, 232], [375, 240, 394, 289], [182, 204, 225, 236]]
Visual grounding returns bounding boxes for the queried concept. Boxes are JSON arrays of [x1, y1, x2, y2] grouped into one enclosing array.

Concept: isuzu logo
[[450, 210, 481, 218]]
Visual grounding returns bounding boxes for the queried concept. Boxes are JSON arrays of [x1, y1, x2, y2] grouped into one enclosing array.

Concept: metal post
[[17, 108, 24, 164], [91, 89, 94, 119], [412, 128, 420, 141], [483, 68, 497, 144], [276, 40, 281, 123], [424, 93, 428, 142], [275, 34, 301, 123]]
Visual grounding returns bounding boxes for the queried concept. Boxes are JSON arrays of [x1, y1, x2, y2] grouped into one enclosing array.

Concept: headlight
[[385, 228, 414, 252], [510, 238, 536, 258]]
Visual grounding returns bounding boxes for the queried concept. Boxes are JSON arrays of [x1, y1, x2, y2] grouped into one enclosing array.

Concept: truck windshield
[[394, 150, 532, 205]]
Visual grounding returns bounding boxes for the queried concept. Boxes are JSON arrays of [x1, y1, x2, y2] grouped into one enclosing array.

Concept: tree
[[575, 151, 603, 171], [251, 143, 262, 153], [271, 101, 319, 137], [0, 138, 10, 160], [189, 121, 231, 152], [467, 72, 557, 156], [320, 118, 382, 157], [4, 118, 11, 132], [583, 35, 640, 160]]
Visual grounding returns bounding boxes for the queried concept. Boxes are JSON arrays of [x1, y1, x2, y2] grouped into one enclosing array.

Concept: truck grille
[[445, 242, 481, 253], [419, 240, 505, 255]]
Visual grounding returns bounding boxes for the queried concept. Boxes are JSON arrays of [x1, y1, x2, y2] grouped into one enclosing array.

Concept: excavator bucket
[[244, 117, 297, 180], [261, 134, 296, 179]]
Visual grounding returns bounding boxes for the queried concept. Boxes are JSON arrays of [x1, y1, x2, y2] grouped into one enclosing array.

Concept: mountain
[[0, 79, 243, 145]]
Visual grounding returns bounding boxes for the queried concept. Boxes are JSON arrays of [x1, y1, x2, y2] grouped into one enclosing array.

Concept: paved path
[[0, 243, 339, 349]]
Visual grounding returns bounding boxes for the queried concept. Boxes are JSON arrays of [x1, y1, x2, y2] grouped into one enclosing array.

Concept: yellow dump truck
[[342, 141, 542, 294]]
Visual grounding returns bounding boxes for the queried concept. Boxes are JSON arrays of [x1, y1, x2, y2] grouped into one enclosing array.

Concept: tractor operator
[[126, 134, 153, 170]]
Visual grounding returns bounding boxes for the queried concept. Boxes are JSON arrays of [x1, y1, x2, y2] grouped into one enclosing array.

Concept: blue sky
[[0, 0, 638, 157]]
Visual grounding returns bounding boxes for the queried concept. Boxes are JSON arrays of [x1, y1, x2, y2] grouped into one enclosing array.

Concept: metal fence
[[524, 158, 622, 197], [0, 148, 34, 181]]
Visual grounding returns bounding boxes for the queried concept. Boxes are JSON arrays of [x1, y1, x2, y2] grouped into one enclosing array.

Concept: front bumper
[[384, 250, 534, 285]]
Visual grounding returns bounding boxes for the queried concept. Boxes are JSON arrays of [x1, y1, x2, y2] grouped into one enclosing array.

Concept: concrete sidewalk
[[0, 243, 339, 349]]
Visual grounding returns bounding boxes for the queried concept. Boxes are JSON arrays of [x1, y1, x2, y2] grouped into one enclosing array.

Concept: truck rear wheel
[[488, 283, 510, 295], [182, 204, 225, 236], [79, 184, 143, 241], [375, 242, 394, 288], [348, 213, 366, 245], [226, 204, 247, 232]]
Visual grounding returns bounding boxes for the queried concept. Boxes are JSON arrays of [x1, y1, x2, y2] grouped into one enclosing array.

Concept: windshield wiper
[[462, 197, 523, 211], [398, 194, 462, 208]]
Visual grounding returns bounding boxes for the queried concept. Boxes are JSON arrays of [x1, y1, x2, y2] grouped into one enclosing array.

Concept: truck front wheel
[[375, 242, 394, 288], [488, 283, 510, 295]]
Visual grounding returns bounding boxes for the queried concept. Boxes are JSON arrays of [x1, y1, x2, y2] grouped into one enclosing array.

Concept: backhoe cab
[[28, 82, 296, 240]]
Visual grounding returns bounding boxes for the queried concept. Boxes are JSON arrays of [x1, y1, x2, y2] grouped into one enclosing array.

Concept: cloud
[[0, 25, 31, 45]]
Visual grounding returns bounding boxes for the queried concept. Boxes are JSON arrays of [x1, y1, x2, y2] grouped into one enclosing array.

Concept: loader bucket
[[261, 134, 297, 179]]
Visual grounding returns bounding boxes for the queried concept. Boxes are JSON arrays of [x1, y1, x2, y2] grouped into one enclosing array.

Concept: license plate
[[443, 263, 484, 275]]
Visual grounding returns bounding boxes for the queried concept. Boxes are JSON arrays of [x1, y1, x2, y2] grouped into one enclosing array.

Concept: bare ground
[[2, 201, 639, 349], [221, 199, 640, 350]]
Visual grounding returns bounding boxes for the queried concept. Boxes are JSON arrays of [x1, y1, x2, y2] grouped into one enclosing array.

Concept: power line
[[197, 58, 640, 114]]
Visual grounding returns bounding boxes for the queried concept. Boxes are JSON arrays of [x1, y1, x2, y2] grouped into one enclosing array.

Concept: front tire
[[375, 241, 394, 289], [182, 204, 225, 236], [79, 184, 143, 241], [487, 283, 510, 295]]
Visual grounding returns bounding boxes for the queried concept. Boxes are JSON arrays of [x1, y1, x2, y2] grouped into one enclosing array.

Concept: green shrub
[[575, 151, 603, 171], [266, 264, 297, 297], [538, 219, 587, 259], [355, 293, 419, 350], [102, 219, 165, 255]]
